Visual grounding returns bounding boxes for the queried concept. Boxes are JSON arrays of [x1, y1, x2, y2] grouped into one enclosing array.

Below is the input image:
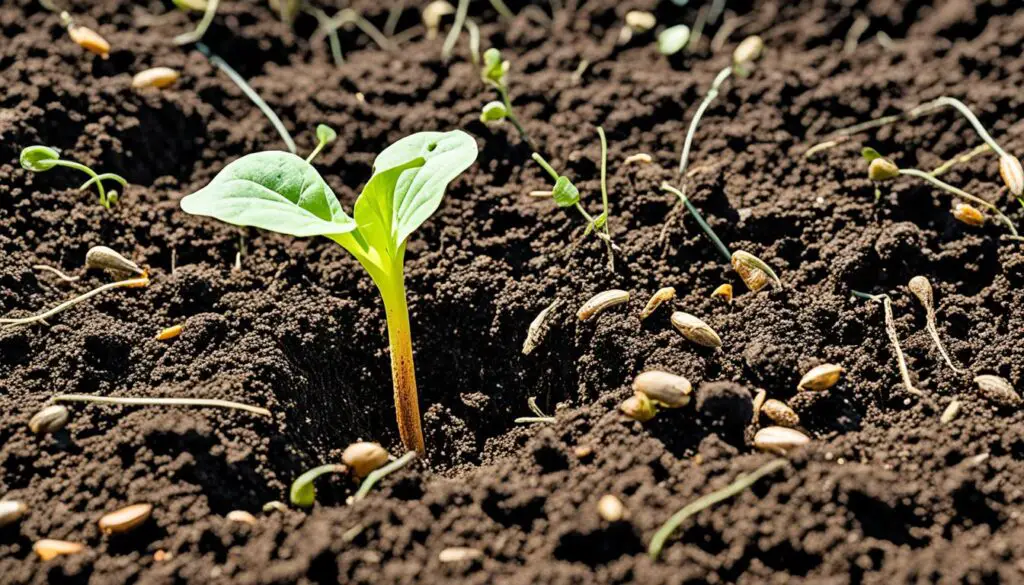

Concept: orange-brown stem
[[381, 277, 425, 456]]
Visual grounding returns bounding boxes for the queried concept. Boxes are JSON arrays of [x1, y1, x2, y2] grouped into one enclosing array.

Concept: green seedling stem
[[353, 451, 418, 502], [20, 145, 127, 209], [174, 0, 219, 45], [441, 0, 469, 62], [660, 182, 732, 262], [303, 4, 344, 66], [290, 464, 347, 507]]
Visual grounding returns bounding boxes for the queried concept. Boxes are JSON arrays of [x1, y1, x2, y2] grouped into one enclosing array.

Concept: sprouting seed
[[753, 426, 810, 455], [798, 363, 843, 391], [422, 1, 455, 40], [999, 154, 1024, 197], [731, 251, 781, 292], [29, 405, 70, 434], [711, 283, 733, 302], [973, 375, 1021, 407], [0, 500, 28, 527], [33, 539, 85, 561], [852, 292, 923, 397], [480, 101, 508, 123], [597, 494, 626, 522], [438, 547, 483, 563], [20, 146, 128, 210], [751, 389, 766, 423], [262, 501, 288, 514], [940, 400, 961, 424], [868, 157, 900, 181], [226, 510, 258, 526], [132, 67, 180, 90], [952, 203, 985, 227], [342, 442, 390, 478], [66, 21, 110, 59], [670, 311, 722, 348], [640, 287, 675, 320], [578, 290, 629, 321], [907, 276, 964, 374], [523, 300, 559, 355], [624, 153, 653, 165], [98, 503, 152, 535], [85, 246, 144, 278], [620, 393, 656, 422], [156, 325, 183, 341], [760, 399, 799, 427], [732, 35, 764, 68], [632, 371, 691, 408]]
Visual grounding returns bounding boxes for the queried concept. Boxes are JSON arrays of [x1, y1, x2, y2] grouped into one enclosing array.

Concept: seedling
[[20, 146, 128, 209], [1, 275, 148, 329], [290, 450, 418, 507], [851, 290, 922, 396], [310, 9, 394, 57], [303, 5, 345, 66], [513, 397, 556, 424], [179, 128, 478, 454], [907, 276, 964, 374], [479, 48, 535, 150], [174, 0, 219, 45], [441, 0, 468, 62], [59, 11, 110, 59]]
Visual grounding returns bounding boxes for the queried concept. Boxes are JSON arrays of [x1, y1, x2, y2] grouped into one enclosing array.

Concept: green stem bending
[[678, 67, 733, 175], [48, 160, 112, 208], [488, 0, 516, 20], [52, 394, 272, 417], [494, 84, 535, 151], [304, 4, 344, 66], [661, 182, 733, 263], [929, 144, 992, 178], [898, 169, 1019, 237], [174, 0, 220, 45], [353, 451, 418, 501], [290, 464, 347, 507], [441, 0, 469, 62], [379, 275, 425, 456]]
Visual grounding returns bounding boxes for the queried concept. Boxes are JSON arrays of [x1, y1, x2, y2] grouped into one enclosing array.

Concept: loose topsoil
[[3, 0, 1024, 583]]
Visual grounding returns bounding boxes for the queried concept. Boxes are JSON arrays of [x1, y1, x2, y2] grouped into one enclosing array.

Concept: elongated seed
[[940, 400, 961, 424], [29, 405, 70, 434], [731, 251, 780, 291], [0, 500, 28, 527], [156, 325, 183, 341], [751, 389, 766, 422], [732, 35, 764, 65], [798, 364, 843, 391], [633, 371, 691, 408], [974, 375, 1022, 406], [670, 312, 722, 348], [262, 501, 288, 513], [711, 284, 733, 302], [98, 503, 152, 535], [578, 290, 629, 321], [33, 539, 85, 561], [761, 399, 800, 427], [85, 246, 144, 278], [1000, 155, 1024, 197], [68, 26, 110, 59], [132, 67, 180, 89], [753, 426, 810, 455], [523, 300, 559, 355], [438, 547, 483, 563], [226, 510, 258, 526], [342, 442, 389, 478], [624, 10, 656, 32], [952, 203, 985, 226], [620, 394, 656, 422], [624, 153, 653, 165], [640, 287, 675, 320], [597, 494, 625, 522]]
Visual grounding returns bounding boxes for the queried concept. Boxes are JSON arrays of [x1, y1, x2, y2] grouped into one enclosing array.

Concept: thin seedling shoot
[[180, 125, 478, 455], [20, 146, 128, 209]]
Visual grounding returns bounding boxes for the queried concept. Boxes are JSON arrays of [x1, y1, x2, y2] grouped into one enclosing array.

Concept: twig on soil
[[32, 265, 80, 283], [1, 276, 149, 328], [648, 459, 788, 560], [52, 393, 272, 416], [174, 0, 219, 45], [441, 0, 468, 62], [352, 451, 418, 502], [851, 290, 922, 396], [290, 464, 348, 508], [196, 43, 297, 154], [514, 397, 556, 424]]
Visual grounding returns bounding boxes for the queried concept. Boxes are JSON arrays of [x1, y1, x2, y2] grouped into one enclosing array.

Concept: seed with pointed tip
[[999, 155, 1024, 197], [940, 400, 961, 424], [620, 393, 656, 422], [761, 399, 800, 427], [731, 251, 779, 292], [732, 35, 764, 66], [29, 405, 69, 434], [798, 364, 843, 391], [33, 539, 85, 561], [907, 276, 933, 308], [974, 375, 1021, 406], [711, 284, 733, 302], [578, 290, 629, 321], [952, 203, 985, 227], [640, 287, 675, 320], [68, 25, 110, 59], [670, 311, 722, 348], [597, 494, 625, 522], [226, 510, 258, 526], [98, 503, 152, 535], [868, 158, 900, 181], [0, 500, 28, 527], [439, 547, 483, 563], [624, 153, 653, 165], [632, 371, 691, 408], [751, 389, 766, 422], [156, 325, 183, 341], [85, 246, 144, 278], [342, 442, 389, 478], [132, 67, 180, 89], [753, 426, 810, 455]]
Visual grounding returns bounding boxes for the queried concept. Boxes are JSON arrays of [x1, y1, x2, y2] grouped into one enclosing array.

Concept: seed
[[907, 276, 933, 308], [670, 311, 722, 348], [751, 389, 766, 422], [732, 35, 764, 66], [640, 287, 675, 320], [731, 251, 780, 292], [624, 153, 653, 165], [753, 426, 810, 455], [154, 549, 172, 561], [868, 158, 900, 181], [597, 494, 625, 522], [624, 10, 656, 32], [760, 399, 800, 427], [952, 203, 985, 227], [132, 67, 180, 90], [262, 501, 288, 513], [940, 400, 961, 424], [438, 547, 483, 563], [226, 510, 258, 526], [620, 393, 656, 422], [632, 371, 691, 408], [577, 290, 629, 321], [68, 25, 110, 59], [33, 539, 85, 561], [574, 445, 593, 459], [523, 300, 559, 355], [0, 500, 28, 527], [422, 1, 455, 40], [98, 503, 152, 535], [974, 375, 1022, 406], [156, 325, 183, 341], [29, 405, 70, 434], [711, 284, 733, 302], [85, 246, 145, 278], [999, 155, 1024, 197], [342, 442, 390, 478], [798, 364, 843, 391]]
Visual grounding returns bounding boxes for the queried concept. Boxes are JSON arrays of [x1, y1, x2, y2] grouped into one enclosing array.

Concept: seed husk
[[999, 154, 1024, 197], [29, 405, 70, 435], [940, 400, 961, 424], [711, 284, 733, 302], [98, 503, 152, 535], [620, 393, 656, 422], [523, 300, 559, 355], [624, 10, 656, 32], [760, 399, 800, 427], [974, 375, 1022, 406], [597, 494, 625, 522], [952, 203, 985, 227], [226, 510, 258, 526], [751, 389, 766, 422], [753, 426, 810, 455], [732, 35, 764, 66], [798, 363, 843, 391], [632, 371, 691, 408], [670, 311, 722, 348], [0, 500, 28, 527], [577, 290, 630, 321], [342, 442, 390, 478], [438, 547, 483, 563], [624, 153, 653, 165], [68, 25, 110, 59], [907, 276, 933, 307], [132, 67, 180, 89], [640, 287, 675, 320], [868, 158, 900, 181], [85, 246, 145, 278], [156, 325, 183, 341], [731, 251, 781, 292], [33, 539, 85, 561]]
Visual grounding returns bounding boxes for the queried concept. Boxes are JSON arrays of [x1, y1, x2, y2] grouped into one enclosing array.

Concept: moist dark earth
[[3, 0, 1024, 583]]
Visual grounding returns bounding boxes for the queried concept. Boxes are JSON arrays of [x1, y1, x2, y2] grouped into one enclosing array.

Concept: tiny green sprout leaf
[[482, 48, 506, 84], [20, 145, 60, 172], [593, 212, 608, 229], [657, 25, 691, 56], [480, 101, 508, 123], [317, 124, 337, 145], [861, 147, 884, 163], [552, 176, 580, 208]]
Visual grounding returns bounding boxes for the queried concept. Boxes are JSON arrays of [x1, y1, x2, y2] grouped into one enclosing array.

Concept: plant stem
[[1, 276, 149, 328], [648, 459, 787, 560], [174, 0, 219, 45], [491, 83, 535, 151], [441, 0, 468, 62], [464, 18, 481, 66], [597, 126, 615, 270], [48, 160, 109, 208], [923, 312, 964, 374], [851, 291, 922, 396], [488, 0, 516, 20], [514, 416, 557, 424], [531, 153, 559, 181], [661, 182, 732, 263], [52, 393, 271, 416], [78, 172, 128, 193], [353, 451, 418, 501], [304, 4, 344, 66], [32, 265, 80, 282], [384, 0, 405, 37], [290, 464, 347, 507], [313, 9, 394, 53], [380, 276, 425, 456], [679, 67, 733, 175], [898, 168, 1018, 237], [929, 144, 992, 178]]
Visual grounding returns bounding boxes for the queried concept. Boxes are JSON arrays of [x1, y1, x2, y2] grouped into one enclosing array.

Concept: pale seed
[[154, 549, 172, 561], [226, 510, 258, 526], [597, 494, 625, 522], [751, 389, 766, 422], [760, 399, 800, 427], [523, 300, 558, 355], [731, 251, 780, 291], [85, 246, 144, 278], [670, 311, 722, 348], [0, 500, 28, 527], [640, 287, 675, 320], [868, 158, 900, 181], [342, 442, 390, 478], [438, 547, 483, 563], [573, 445, 593, 459], [132, 67, 180, 90], [798, 363, 843, 391], [974, 375, 1022, 407], [952, 203, 985, 227], [632, 371, 691, 408], [907, 276, 933, 308], [624, 10, 656, 32], [98, 503, 152, 535], [940, 400, 961, 424], [68, 25, 110, 59], [577, 290, 629, 321], [262, 501, 288, 513], [711, 283, 733, 302], [753, 426, 810, 455], [422, 1, 455, 40], [33, 539, 85, 561], [156, 325, 183, 341], [999, 154, 1024, 197], [29, 405, 70, 435], [623, 153, 653, 165], [732, 35, 764, 66], [620, 393, 656, 422]]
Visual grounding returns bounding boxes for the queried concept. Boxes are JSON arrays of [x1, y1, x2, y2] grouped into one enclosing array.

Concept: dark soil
[[3, 0, 1024, 583]]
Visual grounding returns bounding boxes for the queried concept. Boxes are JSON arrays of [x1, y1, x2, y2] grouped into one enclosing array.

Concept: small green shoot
[[303, 4, 345, 66], [659, 182, 731, 262], [306, 124, 338, 164], [441, 0, 469, 62], [20, 146, 127, 209], [180, 128, 478, 455], [480, 48, 535, 150], [352, 451, 418, 502], [174, 0, 219, 45], [290, 464, 347, 508]]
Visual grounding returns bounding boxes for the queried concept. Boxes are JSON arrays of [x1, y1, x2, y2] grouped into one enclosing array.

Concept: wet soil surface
[[3, 0, 1024, 583]]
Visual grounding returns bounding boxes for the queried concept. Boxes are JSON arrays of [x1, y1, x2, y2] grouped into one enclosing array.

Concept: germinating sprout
[[174, 0, 219, 45], [1, 275, 149, 329], [59, 11, 110, 59], [441, 0, 469, 62], [851, 290, 922, 397], [907, 276, 964, 374], [51, 394, 271, 417], [20, 146, 128, 209], [480, 48, 535, 150], [290, 464, 348, 508], [310, 9, 394, 57], [514, 396, 556, 424]]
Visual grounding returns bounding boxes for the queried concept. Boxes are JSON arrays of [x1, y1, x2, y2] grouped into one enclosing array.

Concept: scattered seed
[[597, 494, 625, 522], [670, 311, 722, 348], [974, 375, 1022, 407], [0, 500, 28, 527], [85, 246, 145, 278], [154, 549, 172, 561], [67, 25, 110, 59], [156, 325, 183, 341], [98, 503, 152, 535], [620, 393, 656, 422], [640, 287, 675, 320], [577, 290, 629, 321], [342, 442, 390, 478], [952, 203, 985, 227], [523, 300, 559, 355], [732, 35, 764, 66], [29, 404, 70, 434], [33, 539, 85, 561], [753, 426, 810, 455], [226, 510, 258, 526], [624, 10, 656, 32], [262, 501, 288, 513], [731, 251, 780, 292], [999, 154, 1024, 197], [760, 399, 800, 427], [624, 153, 653, 165], [868, 157, 900, 181], [574, 445, 593, 460], [751, 389, 766, 422], [711, 283, 733, 302], [632, 371, 691, 408], [438, 547, 483, 563], [132, 67, 180, 89], [940, 400, 961, 424], [798, 364, 843, 391]]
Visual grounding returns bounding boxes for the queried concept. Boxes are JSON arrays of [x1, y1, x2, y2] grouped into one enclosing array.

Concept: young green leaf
[[657, 25, 690, 56], [317, 124, 337, 145], [552, 176, 580, 208], [20, 145, 60, 171], [861, 147, 883, 163]]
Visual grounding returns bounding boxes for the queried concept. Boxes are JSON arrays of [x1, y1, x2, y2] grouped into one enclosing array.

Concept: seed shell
[[85, 246, 144, 278], [751, 389, 766, 422], [753, 426, 810, 455], [623, 153, 653, 165], [438, 547, 483, 563], [868, 158, 900, 181], [0, 500, 28, 527], [732, 35, 764, 65], [632, 371, 691, 408], [974, 375, 1022, 406], [907, 276, 933, 308], [711, 284, 733, 302], [640, 287, 675, 320], [798, 364, 843, 391], [731, 251, 780, 291], [597, 494, 625, 522], [940, 400, 961, 424], [132, 67, 180, 89], [999, 154, 1024, 197], [156, 325, 183, 341], [98, 503, 152, 535], [226, 510, 258, 526], [577, 290, 629, 321], [523, 300, 559, 355], [670, 311, 722, 348], [29, 405, 70, 435]]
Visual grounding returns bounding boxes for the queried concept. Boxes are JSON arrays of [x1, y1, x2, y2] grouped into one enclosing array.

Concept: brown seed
[[1000, 154, 1024, 197], [632, 371, 691, 408], [98, 503, 152, 535], [226, 510, 258, 526], [640, 287, 675, 320], [732, 35, 764, 66], [342, 442, 390, 478], [0, 500, 28, 527], [670, 311, 722, 348], [597, 494, 625, 522], [731, 251, 780, 292], [974, 375, 1022, 406], [573, 445, 593, 459], [753, 426, 810, 455], [907, 276, 933, 308], [85, 246, 144, 278], [578, 290, 630, 321], [711, 284, 733, 302], [798, 364, 843, 391], [952, 203, 985, 227], [156, 325, 183, 341], [68, 25, 110, 59], [868, 158, 900, 181], [132, 67, 180, 90], [33, 539, 85, 561], [154, 549, 172, 562], [438, 547, 483, 563], [29, 405, 70, 434], [940, 400, 961, 424], [620, 393, 656, 422], [760, 399, 800, 427]]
